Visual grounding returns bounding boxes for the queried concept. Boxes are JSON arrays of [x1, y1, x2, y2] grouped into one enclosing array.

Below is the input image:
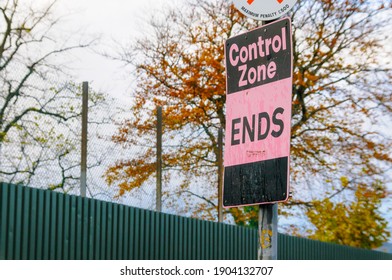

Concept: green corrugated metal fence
[[278, 232, 391, 260], [1, 182, 391, 260]]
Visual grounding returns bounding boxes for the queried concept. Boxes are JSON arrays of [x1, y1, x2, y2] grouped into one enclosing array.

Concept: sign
[[233, 0, 297, 21], [223, 18, 292, 207]]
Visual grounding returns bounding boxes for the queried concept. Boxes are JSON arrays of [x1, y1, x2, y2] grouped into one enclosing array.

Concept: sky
[[52, 0, 169, 101]]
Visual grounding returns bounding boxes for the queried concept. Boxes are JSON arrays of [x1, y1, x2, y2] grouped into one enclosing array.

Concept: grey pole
[[80, 81, 88, 198], [156, 106, 162, 212], [258, 203, 278, 259]]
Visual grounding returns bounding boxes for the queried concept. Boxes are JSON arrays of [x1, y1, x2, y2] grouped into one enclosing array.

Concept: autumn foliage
[[106, 0, 392, 247], [307, 180, 390, 249]]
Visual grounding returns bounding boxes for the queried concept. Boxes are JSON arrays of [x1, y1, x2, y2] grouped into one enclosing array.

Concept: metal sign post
[[258, 203, 278, 259]]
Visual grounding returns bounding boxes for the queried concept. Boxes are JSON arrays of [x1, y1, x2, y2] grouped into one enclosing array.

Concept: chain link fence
[[0, 71, 220, 220]]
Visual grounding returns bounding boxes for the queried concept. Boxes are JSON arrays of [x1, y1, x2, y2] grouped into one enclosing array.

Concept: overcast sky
[[50, 0, 170, 100]]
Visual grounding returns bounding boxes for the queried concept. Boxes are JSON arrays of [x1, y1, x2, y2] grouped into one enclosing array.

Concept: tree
[[307, 179, 390, 249], [106, 0, 392, 238], [0, 0, 107, 193]]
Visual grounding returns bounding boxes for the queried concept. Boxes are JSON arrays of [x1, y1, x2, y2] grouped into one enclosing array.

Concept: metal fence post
[[80, 81, 88, 198], [156, 106, 162, 212], [218, 127, 223, 222]]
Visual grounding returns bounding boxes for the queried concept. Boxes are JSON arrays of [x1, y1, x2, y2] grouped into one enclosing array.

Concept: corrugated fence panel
[[1, 182, 391, 260], [277, 232, 392, 260]]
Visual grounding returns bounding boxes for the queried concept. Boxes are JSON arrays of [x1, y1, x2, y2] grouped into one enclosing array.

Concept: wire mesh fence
[[0, 72, 220, 221]]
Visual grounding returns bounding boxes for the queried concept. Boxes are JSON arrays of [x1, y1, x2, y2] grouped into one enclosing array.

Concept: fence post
[[218, 127, 223, 222], [80, 81, 88, 198], [156, 106, 162, 212]]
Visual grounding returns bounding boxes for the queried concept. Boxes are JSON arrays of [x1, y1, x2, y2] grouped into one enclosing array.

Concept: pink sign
[[223, 18, 292, 207]]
